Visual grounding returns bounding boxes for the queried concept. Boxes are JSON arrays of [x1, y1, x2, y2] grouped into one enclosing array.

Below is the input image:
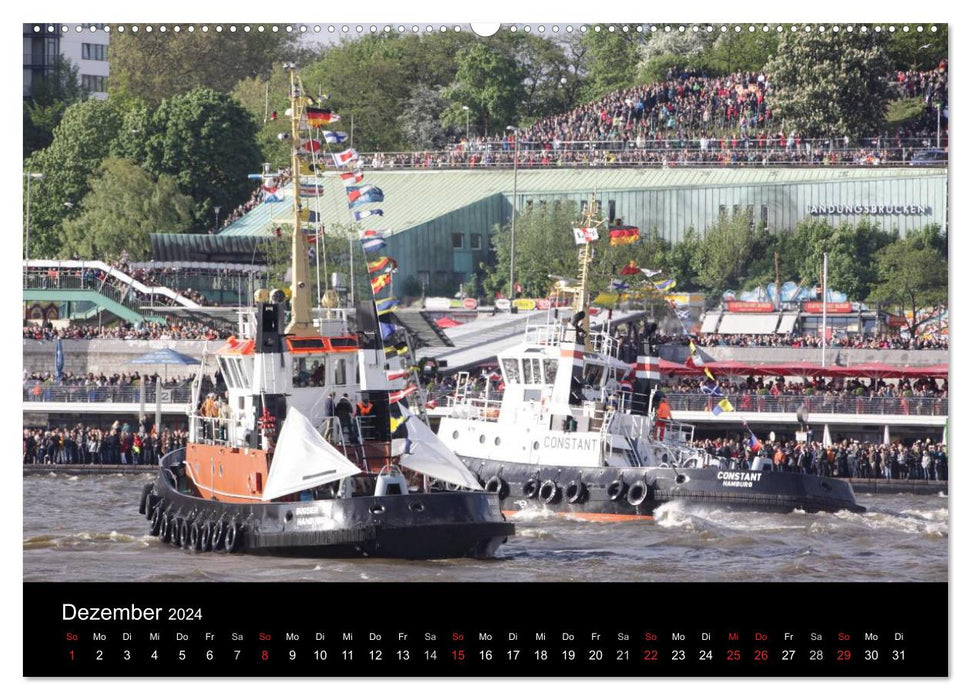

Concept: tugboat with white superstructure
[[137, 64, 513, 557], [437, 198, 863, 520]]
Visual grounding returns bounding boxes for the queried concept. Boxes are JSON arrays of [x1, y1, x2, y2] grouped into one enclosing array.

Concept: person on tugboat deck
[[335, 393, 355, 441], [654, 393, 672, 441]]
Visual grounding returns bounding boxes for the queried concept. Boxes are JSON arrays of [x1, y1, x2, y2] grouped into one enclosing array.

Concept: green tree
[[886, 27, 948, 71], [581, 27, 644, 101], [703, 30, 780, 75], [399, 86, 456, 149], [125, 88, 262, 229], [25, 99, 125, 258], [109, 28, 298, 105], [764, 28, 895, 138], [444, 42, 525, 136], [483, 201, 583, 299], [790, 218, 895, 301], [690, 210, 766, 293], [60, 158, 194, 260], [232, 64, 292, 168], [299, 36, 415, 152], [23, 55, 88, 157], [870, 232, 948, 337]]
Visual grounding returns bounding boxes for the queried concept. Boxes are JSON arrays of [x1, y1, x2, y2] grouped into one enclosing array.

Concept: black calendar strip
[[24, 582, 947, 677]]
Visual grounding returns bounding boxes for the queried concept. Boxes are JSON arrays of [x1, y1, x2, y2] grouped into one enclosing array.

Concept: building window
[[451, 233, 464, 249], [82, 43, 107, 61], [470, 234, 482, 250], [81, 74, 106, 92], [760, 205, 769, 231], [608, 199, 616, 222]]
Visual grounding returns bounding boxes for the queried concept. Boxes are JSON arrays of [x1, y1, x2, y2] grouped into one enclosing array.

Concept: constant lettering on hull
[[543, 435, 597, 452], [716, 471, 763, 488]]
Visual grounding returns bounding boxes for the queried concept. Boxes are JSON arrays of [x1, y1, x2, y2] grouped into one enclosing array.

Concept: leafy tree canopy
[[870, 230, 947, 336], [764, 29, 895, 138], [120, 88, 263, 230], [23, 55, 88, 157], [60, 157, 194, 260], [109, 28, 299, 105], [24, 99, 125, 258]]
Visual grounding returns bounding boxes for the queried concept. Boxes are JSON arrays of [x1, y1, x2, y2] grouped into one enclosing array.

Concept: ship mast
[[573, 194, 603, 351], [285, 64, 315, 335]]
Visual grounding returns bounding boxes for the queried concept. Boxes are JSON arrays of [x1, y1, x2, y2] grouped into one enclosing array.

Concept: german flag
[[609, 225, 640, 246], [306, 107, 339, 126]]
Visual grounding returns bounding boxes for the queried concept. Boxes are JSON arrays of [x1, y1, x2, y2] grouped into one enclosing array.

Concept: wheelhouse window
[[543, 359, 558, 384], [582, 363, 604, 387], [501, 358, 521, 384], [293, 354, 327, 387]]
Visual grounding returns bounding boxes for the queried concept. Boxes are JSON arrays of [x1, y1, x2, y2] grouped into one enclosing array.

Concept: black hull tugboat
[[143, 447, 510, 559], [137, 65, 512, 558], [436, 198, 862, 521]]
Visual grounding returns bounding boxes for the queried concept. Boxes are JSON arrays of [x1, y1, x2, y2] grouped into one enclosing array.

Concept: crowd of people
[[357, 66, 947, 170], [22, 370, 202, 404], [23, 319, 231, 341], [668, 332, 948, 350], [695, 438, 948, 481], [22, 422, 189, 466], [692, 436, 947, 481], [665, 373, 945, 399]]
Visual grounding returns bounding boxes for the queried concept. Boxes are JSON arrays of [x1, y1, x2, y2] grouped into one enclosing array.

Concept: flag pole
[[821, 251, 828, 367]]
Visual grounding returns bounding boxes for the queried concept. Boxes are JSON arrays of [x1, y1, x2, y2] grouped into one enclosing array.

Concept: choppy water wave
[[23, 530, 145, 550], [22, 475, 948, 582]]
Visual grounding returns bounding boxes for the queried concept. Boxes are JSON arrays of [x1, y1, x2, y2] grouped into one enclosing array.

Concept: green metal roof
[[216, 167, 946, 240]]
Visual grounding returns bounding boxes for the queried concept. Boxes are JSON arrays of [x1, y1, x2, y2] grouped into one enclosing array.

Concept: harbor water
[[23, 473, 947, 583]]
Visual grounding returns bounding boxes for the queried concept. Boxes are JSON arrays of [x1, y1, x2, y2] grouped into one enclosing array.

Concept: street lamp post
[[936, 103, 941, 149], [462, 105, 470, 141], [506, 126, 519, 309], [214, 206, 222, 233], [24, 172, 44, 269]]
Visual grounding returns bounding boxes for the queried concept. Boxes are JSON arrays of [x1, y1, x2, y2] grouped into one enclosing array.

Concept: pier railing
[[664, 393, 948, 417], [23, 384, 193, 404]]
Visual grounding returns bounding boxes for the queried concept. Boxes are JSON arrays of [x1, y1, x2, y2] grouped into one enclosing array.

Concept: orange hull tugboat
[[137, 65, 512, 558]]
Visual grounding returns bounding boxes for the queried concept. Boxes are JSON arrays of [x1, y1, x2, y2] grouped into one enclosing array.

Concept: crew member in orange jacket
[[655, 393, 672, 441]]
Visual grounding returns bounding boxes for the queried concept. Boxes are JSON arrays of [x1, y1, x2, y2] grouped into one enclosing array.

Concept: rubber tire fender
[[189, 521, 203, 551], [150, 504, 164, 537], [170, 517, 182, 547], [180, 519, 192, 549], [210, 520, 226, 551], [224, 521, 242, 554], [139, 483, 153, 515], [539, 480, 561, 505], [565, 480, 588, 504], [199, 521, 212, 552], [485, 476, 510, 500], [627, 480, 651, 507], [522, 479, 541, 499], [607, 480, 627, 501]]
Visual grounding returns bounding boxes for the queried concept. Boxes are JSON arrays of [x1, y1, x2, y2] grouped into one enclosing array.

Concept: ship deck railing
[[191, 415, 235, 446], [444, 394, 503, 422], [522, 321, 622, 359]]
